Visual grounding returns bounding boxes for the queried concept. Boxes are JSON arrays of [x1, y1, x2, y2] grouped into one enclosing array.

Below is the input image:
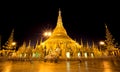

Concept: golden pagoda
[[41, 9, 81, 59]]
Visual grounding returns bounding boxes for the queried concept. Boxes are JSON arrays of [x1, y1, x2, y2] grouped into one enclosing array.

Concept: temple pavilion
[[40, 9, 81, 59]]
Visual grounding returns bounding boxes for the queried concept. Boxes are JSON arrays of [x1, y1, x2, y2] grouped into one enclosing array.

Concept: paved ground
[[0, 58, 120, 72]]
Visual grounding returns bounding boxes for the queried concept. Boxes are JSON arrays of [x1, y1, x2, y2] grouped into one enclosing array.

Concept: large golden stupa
[[41, 9, 81, 59]]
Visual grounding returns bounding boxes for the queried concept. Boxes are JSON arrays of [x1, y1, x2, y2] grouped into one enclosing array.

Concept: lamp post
[[43, 31, 51, 37], [11, 42, 16, 50], [99, 41, 105, 51], [42, 31, 52, 41]]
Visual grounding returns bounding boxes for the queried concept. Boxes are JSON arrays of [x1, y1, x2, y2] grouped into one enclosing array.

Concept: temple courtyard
[[0, 58, 120, 72], [0, 9, 120, 72]]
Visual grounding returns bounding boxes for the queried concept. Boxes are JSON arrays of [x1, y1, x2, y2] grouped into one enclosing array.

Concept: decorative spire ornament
[[105, 24, 116, 50]]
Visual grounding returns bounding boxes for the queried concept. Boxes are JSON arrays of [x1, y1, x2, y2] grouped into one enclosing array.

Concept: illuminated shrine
[[40, 9, 81, 59]]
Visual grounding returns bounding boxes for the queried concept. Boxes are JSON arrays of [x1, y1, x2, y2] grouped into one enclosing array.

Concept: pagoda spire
[[27, 40, 31, 48], [3, 29, 15, 50], [105, 24, 108, 29], [18, 41, 26, 53], [8, 29, 14, 43], [86, 41, 89, 49], [35, 40, 39, 48], [22, 41, 26, 48], [40, 38, 43, 45], [57, 8, 62, 27], [52, 8, 67, 35], [92, 41, 95, 48], [80, 38, 83, 48], [105, 24, 117, 50]]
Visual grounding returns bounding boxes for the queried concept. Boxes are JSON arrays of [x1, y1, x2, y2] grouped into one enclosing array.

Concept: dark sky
[[0, 1, 120, 46]]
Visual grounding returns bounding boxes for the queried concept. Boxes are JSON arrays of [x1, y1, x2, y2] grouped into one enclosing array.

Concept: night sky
[[0, 1, 120, 46]]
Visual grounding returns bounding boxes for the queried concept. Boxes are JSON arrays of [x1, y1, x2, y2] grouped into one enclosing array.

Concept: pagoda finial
[[57, 8, 63, 27], [59, 8, 61, 16], [105, 24, 108, 28]]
